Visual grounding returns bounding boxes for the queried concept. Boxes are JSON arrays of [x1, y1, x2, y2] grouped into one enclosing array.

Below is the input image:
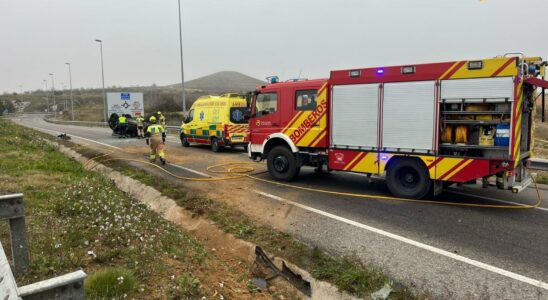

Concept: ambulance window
[[295, 90, 317, 111], [255, 92, 277, 117], [230, 107, 247, 124], [186, 109, 194, 122]]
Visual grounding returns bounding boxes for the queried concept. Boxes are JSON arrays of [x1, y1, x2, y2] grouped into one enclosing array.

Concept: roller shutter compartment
[[331, 84, 379, 148], [441, 77, 514, 102], [382, 81, 436, 151]]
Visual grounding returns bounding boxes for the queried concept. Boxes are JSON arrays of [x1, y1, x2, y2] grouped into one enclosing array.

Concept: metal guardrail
[[527, 158, 548, 171], [166, 125, 180, 135], [0, 193, 29, 276], [44, 118, 109, 127], [18, 271, 87, 300], [0, 194, 86, 300]]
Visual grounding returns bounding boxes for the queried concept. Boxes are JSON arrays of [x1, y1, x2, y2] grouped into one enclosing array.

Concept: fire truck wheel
[[180, 134, 190, 147], [386, 158, 431, 199], [267, 145, 300, 181], [211, 137, 221, 152]]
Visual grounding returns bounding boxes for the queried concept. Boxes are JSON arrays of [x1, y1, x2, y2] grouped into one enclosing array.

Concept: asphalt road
[[13, 115, 548, 299]]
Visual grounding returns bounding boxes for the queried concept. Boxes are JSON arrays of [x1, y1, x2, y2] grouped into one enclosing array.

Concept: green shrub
[[85, 268, 137, 299], [170, 273, 201, 299]]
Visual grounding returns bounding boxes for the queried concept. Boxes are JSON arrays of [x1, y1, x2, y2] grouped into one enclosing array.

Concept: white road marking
[[447, 190, 548, 212], [167, 163, 212, 178], [254, 190, 548, 290], [30, 127, 122, 150]]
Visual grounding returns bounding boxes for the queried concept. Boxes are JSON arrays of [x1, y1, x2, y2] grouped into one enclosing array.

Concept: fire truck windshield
[[254, 92, 278, 117]]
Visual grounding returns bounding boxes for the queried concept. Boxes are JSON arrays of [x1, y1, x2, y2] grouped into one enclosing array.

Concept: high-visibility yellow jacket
[[136, 116, 144, 126], [147, 124, 165, 136], [119, 116, 127, 124]]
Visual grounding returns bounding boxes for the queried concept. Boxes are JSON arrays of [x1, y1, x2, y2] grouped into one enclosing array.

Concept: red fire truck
[[248, 55, 548, 199]]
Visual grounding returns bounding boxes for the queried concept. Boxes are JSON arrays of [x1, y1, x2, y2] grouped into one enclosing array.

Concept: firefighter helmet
[[149, 116, 157, 123]]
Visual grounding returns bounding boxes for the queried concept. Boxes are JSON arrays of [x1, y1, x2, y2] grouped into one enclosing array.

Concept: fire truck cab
[[248, 55, 547, 199], [248, 78, 329, 179]]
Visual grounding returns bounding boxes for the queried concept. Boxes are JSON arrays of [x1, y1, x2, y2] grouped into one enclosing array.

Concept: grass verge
[[109, 162, 418, 299], [0, 119, 265, 299]]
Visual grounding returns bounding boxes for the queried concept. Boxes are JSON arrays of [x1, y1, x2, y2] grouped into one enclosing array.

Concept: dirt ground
[[81, 144, 308, 299]]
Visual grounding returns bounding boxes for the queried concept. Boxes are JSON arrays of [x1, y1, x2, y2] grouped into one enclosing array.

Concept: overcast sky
[[1, 0, 547, 93]]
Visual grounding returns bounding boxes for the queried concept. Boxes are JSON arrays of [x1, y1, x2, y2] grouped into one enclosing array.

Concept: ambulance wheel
[[180, 134, 190, 147], [267, 145, 300, 181], [211, 137, 221, 152], [386, 158, 431, 199]]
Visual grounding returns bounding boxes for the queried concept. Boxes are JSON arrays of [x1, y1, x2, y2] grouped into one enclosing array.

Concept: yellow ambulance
[[180, 93, 249, 152]]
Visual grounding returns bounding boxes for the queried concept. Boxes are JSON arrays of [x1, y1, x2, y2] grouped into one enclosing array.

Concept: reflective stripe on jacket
[[147, 124, 165, 136]]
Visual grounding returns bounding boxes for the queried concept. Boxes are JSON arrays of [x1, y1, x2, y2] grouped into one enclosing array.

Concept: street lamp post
[[95, 39, 107, 122], [66, 62, 74, 120], [177, 0, 186, 112], [49, 73, 56, 118], [43, 80, 49, 112], [60, 83, 67, 111]]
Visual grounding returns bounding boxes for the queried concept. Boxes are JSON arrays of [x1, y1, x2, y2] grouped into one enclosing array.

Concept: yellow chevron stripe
[[351, 152, 379, 174], [439, 61, 462, 79], [283, 111, 312, 135], [434, 158, 465, 180], [283, 111, 304, 132], [514, 131, 521, 159], [513, 85, 523, 160], [418, 156, 437, 178], [344, 152, 366, 171], [450, 58, 517, 79], [497, 62, 518, 77], [310, 130, 327, 147], [443, 159, 474, 180], [295, 114, 327, 147]]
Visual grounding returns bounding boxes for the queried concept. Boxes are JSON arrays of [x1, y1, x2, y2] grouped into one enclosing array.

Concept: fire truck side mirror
[[243, 107, 251, 121]]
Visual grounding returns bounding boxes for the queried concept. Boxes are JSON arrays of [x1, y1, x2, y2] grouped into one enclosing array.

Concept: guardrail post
[[0, 193, 29, 276], [0, 241, 20, 300]]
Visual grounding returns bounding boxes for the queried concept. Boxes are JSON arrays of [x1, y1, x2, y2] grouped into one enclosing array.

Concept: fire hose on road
[[84, 148, 543, 210]]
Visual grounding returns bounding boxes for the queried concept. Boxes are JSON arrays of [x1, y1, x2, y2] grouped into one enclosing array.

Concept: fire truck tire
[[211, 137, 221, 152], [386, 158, 431, 199], [267, 145, 300, 181], [180, 134, 190, 147]]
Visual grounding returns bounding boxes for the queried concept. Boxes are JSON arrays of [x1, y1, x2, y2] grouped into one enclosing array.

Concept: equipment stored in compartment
[[479, 126, 496, 146], [495, 124, 510, 146]]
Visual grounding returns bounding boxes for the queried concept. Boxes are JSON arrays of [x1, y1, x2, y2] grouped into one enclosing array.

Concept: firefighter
[[135, 114, 145, 138], [157, 111, 166, 130], [117, 114, 128, 138], [145, 116, 166, 164]]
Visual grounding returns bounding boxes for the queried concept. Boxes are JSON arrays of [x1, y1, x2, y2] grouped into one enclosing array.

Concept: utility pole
[[66, 62, 74, 120], [177, 0, 186, 112], [43, 80, 49, 112], [49, 73, 56, 118], [95, 39, 107, 122]]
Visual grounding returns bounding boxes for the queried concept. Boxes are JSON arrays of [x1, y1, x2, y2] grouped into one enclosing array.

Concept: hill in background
[[170, 71, 265, 93], [1, 71, 265, 122]]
